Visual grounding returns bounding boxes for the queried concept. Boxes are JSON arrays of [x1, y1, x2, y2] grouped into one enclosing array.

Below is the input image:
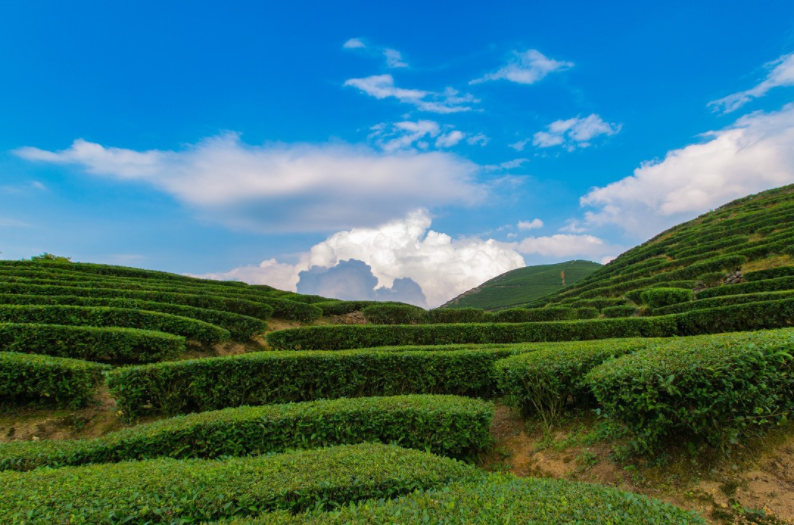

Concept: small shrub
[[0, 352, 109, 408], [640, 287, 693, 309], [362, 304, 427, 324], [744, 266, 794, 281], [602, 305, 638, 318], [427, 307, 487, 324], [698, 271, 725, 287], [586, 329, 794, 453], [491, 307, 575, 323], [495, 338, 655, 429]]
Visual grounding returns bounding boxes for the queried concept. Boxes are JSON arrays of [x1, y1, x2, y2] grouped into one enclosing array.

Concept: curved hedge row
[[0, 282, 274, 319], [744, 266, 794, 281], [0, 352, 109, 408], [238, 474, 704, 525], [361, 304, 426, 324], [266, 298, 794, 350], [492, 307, 599, 323], [0, 323, 185, 363], [602, 305, 638, 318], [495, 338, 656, 429], [0, 275, 320, 322], [586, 329, 794, 452], [0, 304, 230, 344], [640, 287, 693, 308], [107, 347, 529, 418], [314, 300, 379, 316], [0, 395, 493, 471], [0, 294, 267, 340], [0, 443, 479, 524], [427, 307, 489, 324], [695, 276, 794, 299], [653, 290, 794, 316]]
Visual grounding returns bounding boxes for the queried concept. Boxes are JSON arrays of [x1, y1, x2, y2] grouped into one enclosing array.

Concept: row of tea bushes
[[107, 347, 529, 418], [491, 306, 599, 323], [656, 290, 794, 316], [744, 266, 794, 281], [0, 294, 267, 340], [0, 352, 109, 408], [0, 443, 479, 524], [696, 276, 794, 298], [495, 338, 657, 429], [0, 395, 493, 471], [0, 322, 185, 363], [0, 281, 275, 319], [586, 329, 794, 453], [0, 304, 230, 344], [1, 274, 322, 322], [266, 298, 794, 350], [236, 474, 704, 525]]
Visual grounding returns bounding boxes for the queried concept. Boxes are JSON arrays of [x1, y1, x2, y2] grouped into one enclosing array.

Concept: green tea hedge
[[0, 323, 185, 363], [495, 338, 655, 429], [314, 300, 379, 316], [695, 276, 794, 298], [602, 305, 638, 318], [427, 307, 488, 324], [107, 347, 528, 418], [492, 307, 575, 323], [0, 282, 274, 318], [236, 474, 704, 525], [653, 290, 794, 316], [266, 317, 680, 350], [0, 443, 479, 524], [640, 287, 693, 308], [586, 329, 794, 452], [0, 352, 109, 408], [0, 294, 267, 340], [744, 266, 794, 281], [0, 395, 493, 471], [361, 304, 427, 324], [0, 304, 229, 344]]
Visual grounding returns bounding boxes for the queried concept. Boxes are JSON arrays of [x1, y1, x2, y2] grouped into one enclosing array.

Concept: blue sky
[[2, 1, 794, 306]]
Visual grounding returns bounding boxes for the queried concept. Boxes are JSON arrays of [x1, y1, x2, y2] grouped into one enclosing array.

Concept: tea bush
[[640, 288, 693, 309], [235, 474, 704, 525], [0, 352, 109, 408], [602, 305, 638, 318], [361, 304, 427, 324], [108, 347, 529, 418], [586, 329, 794, 452], [0, 304, 229, 343], [0, 443, 480, 524], [0, 395, 492, 471], [0, 322, 185, 363]]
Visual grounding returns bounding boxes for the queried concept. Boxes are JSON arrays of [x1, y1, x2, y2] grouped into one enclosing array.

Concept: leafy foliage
[[0, 443, 480, 524], [0, 351, 109, 408], [640, 287, 693, 308], [361, 304, 427, 324], [586, 329, 794, 453], [0, 395, 493, 471]]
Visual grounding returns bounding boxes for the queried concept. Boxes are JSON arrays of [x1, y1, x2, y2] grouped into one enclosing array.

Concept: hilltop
[[441, 260, 602, 311]]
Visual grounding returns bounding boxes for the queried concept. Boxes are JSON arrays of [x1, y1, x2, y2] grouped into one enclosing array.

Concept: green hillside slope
[[534, 183, 794, 308], [442, 260, 602, 310]]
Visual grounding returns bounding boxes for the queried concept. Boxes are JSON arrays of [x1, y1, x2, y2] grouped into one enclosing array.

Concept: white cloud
[[580, 103, 794, 238], [709, 52, 794, 114], [517, 218, 543, 230], [532, 114, 621, 150], [471, 49, 573, 85], [199, 209, 526, 308], [342, 38, 366, 49], [483, 158, 528, 172], [370, 120, 441, 151], [466, 133, 489, 146], [15, 133, 487, 233], [517, 234, 617, 259], [344, 74, 478, 113], [383, 48, 408, 68], [435, 130, 466, 148], [509, 139, 530, 152]]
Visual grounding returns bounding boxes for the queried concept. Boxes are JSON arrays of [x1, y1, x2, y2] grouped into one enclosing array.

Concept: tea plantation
[[1, 184, 793, 523]]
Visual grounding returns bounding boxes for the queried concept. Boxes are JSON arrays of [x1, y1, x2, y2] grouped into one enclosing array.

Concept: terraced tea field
[[1, 184, 794, 523]]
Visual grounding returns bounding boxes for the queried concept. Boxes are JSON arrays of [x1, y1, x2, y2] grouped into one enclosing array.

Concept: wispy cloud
[[344, 74, 478, 113], [531, 114, 620, 151], [483, 158, 528, 171], [15, 134, 488, 233], [471, 49, 573, 85], [517, 218, 543, 230], [342, 37, 408, 68], [580, 103, 794, 238], [709, 52, 794, 114], [369, 121, 483, 152]]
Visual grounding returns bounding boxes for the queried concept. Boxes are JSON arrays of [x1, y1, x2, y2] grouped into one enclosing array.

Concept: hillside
[[532, 183, 794, 309], [442, 260, 602, 310]]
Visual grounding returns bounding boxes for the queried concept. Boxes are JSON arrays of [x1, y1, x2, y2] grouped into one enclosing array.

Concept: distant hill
[[534, 183, 794, 308], [441, 260, 602, 311]]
